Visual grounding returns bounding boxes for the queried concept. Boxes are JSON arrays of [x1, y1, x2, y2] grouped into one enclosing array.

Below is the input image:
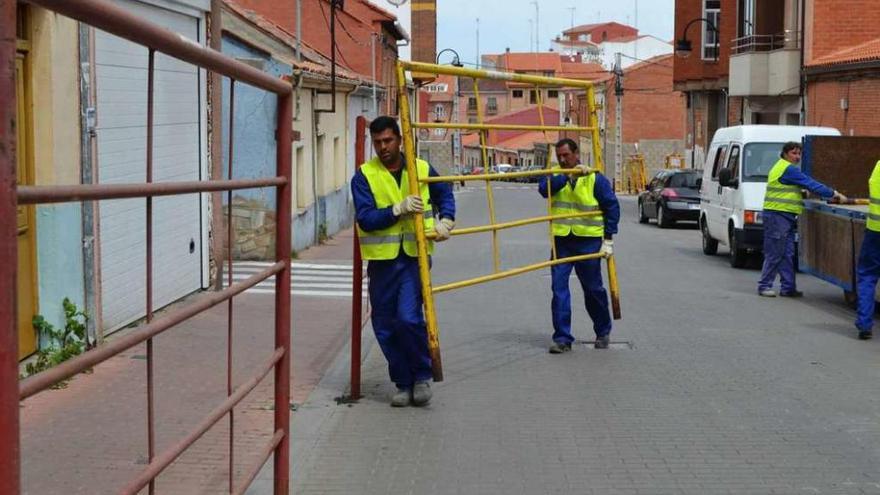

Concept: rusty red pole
[[226, 79, 236, 494], [145, 47, 157, 495], [0, 1, 21, 493], [350, 116, 367, 400], [273, 91, 293, 495]]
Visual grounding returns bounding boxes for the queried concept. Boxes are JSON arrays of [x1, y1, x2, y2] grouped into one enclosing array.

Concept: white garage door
[[95, 0, 206, 333]]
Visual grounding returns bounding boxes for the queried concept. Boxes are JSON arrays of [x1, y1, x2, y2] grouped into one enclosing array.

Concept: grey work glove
[[433, 218, 455, 242], [392, 195, 424, 217], [601, 239, 614, 257]]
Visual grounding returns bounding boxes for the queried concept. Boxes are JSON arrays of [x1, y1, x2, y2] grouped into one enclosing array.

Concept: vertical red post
[[226, 79, 236, 494], [0, 1, 21, 493], [145, 47, 157, 495], [350, 116, 366, 400], [273, 91, 293, 495]]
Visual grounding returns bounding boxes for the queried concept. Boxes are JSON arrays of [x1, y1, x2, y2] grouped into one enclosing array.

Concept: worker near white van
[[539, 138, 620, 352], [758, 142, 847, 297], [854, 160, 880, 340]]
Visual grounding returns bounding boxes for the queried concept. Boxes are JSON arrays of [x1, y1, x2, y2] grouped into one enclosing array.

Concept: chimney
[[411, 0, 437, 65]]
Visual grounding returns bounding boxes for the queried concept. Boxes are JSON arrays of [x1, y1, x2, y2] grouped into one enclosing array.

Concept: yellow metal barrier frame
[[396, 61, 620, 381]]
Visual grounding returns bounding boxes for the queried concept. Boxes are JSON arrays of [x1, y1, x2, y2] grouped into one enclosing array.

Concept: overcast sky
[[367, 0, 675, 65]]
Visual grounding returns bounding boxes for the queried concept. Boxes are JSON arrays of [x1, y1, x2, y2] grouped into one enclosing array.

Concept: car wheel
[[729, 226, 747, 268], [701, 218, 718, 255], [638, 200, 649, 224], [657, 204, 673, 228]]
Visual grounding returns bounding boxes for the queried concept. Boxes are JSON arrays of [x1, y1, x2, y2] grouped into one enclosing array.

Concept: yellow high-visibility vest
[[868, 160, 880, 232], [763, 159, 804, 215], [357, 157, 435, 260], [550, 172, 605, 237]]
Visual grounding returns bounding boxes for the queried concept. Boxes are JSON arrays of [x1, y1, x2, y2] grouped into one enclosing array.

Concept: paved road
[[285, 183, 880, 495]]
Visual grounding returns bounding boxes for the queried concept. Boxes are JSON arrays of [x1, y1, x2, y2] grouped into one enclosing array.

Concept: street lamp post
[[436, 49, 464, 173], [674, 17, 719, 61]]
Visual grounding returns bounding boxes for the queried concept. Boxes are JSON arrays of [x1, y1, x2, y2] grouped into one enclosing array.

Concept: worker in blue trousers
[[539, 138, 620, 352], [855, 160, 880, 340], [759, 142, 846, 298], [351, 116, 456, 407]]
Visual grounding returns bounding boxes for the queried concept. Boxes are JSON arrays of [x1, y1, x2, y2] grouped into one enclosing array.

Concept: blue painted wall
[[35, 204, 85, 345], [220, 36, 293, 208]]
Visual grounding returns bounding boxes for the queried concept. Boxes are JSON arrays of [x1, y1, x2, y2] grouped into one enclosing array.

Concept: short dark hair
[[780, 141, 802, 158], [555, 138, 578, 153], [369, 116, 401, 137]]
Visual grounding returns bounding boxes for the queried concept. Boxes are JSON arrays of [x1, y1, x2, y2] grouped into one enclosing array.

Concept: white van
[[699, 125, 841, 268]]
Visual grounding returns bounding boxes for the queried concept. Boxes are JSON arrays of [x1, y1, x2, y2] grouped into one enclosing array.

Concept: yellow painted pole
[[586, 85, 604, 173], [420, 167, 591, 183], [424, 211, 602, 239], [433, 252, 606, 293], [535, 86, 558, 261], [396, 62, 443, 381], [401, 60, 596, 89], [413, 122, 596, 132], [606, 254, 622, 320], [473, 78, 500, 273]]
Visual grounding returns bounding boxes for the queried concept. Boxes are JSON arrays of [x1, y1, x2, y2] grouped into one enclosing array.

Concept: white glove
[[601, 239, 614, 257], [834, 190, 848, 203], [574, 164, 591, 176], [433, 218, 455, 242], [392, 195, 424, 217]]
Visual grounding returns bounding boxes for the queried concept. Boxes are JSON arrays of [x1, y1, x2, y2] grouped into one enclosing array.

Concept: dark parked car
[[638, 169, 702, 228]]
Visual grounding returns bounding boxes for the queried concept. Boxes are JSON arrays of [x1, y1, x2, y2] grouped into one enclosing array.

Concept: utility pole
[[614, 52, 624, 188], [567, 7, 576, 56], [476, 17, 480, 69], [634, 0, 639, 61], [529, 19, 534, 52], [531, 1, 539, 51]]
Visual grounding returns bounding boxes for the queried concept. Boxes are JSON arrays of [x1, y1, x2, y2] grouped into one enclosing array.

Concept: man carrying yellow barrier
[[539, 138, 620, 352]]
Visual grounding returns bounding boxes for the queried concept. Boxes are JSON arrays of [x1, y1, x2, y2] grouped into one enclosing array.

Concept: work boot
[[390, 387, 411, 407], [549, 342, 572, 354], [858, 330, 873, 340], [412, 381, 432, 406], [779, 290, 804, 298], [594, 335, 610, 349], [758, 289, 777, 297]]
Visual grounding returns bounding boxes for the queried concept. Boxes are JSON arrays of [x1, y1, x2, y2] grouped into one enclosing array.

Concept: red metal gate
[[1, 0, 293, 493]]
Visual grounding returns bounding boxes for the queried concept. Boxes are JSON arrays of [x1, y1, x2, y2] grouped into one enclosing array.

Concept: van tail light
[[661, 188, 678, 199], [745, 210, 763, 225]]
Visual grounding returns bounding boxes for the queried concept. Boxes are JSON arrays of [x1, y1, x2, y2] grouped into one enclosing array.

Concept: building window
[[433, 128, 445, 137], [468, 97, 477, 111], [512, 89, 523, 98], [702, 0, 721, 60], [433, 104, 446, 121], [487, 97, 498, 113], [543, 71, 554, 78], [579, 34, 588, 42], [548, 90, 559, 98], [530, 90, 539, 104]]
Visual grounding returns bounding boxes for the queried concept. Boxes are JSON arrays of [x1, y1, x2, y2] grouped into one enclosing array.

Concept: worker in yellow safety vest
[[758, 142, 846, 297], [351, 116, 456, 407], [855, 160, 880, 340], [539, 138, 620, 352]]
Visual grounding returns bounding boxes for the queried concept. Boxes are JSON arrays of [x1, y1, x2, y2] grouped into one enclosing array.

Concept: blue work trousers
[[551, 235, 612, 345], [856, 230, 880, 331], [758, 211, 797, 294], [367, 254, 432, 389]]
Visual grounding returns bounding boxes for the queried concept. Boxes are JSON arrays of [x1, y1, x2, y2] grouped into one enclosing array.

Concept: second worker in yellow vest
[[539, 138, 620, 353], [351, 117, 456, 408], [854, 160, 880, 340], [758, 141, 845, 297]]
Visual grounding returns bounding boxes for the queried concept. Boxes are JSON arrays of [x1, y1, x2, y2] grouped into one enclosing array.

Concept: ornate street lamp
[[675, 18, 719, 61], [436, 48, 464, 67]]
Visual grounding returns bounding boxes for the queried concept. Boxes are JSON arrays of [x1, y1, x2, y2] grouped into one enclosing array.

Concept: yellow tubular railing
[[394, 61, 620, 382], [472, 78, 501, 274], [396, 63, 443, 381]]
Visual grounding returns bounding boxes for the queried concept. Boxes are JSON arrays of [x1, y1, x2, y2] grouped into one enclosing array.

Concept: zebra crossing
[[225, 261, 367, 298]]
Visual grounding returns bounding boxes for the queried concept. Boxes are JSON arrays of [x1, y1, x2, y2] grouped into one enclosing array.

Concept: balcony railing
[[731, 31, 801, 55]]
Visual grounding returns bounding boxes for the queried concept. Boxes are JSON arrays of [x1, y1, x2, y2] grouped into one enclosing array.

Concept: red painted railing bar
[[273, 92, 294, 495], [233, 429, 285, 495], [19, 262, 286, 400], [350, 116, 367, 400], [24, 0, 290, 95], [226, 79, 236, 494], [145, 47, 157, 495], [16, 177, 287, 204], [0, 0, 21, 492], [120, 348, 285, 495]]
